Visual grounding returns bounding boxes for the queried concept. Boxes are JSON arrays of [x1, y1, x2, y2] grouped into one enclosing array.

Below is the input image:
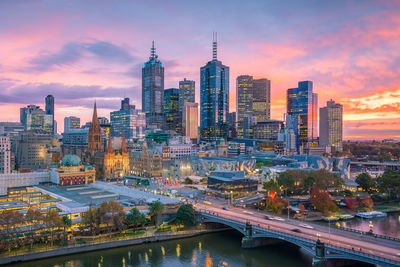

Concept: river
[[7, 230, 374, 267]]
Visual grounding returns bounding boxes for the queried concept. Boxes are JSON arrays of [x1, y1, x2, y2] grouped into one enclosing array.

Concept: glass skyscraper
[[252, 78, 271, 121], [45, 95, 55, 134], [142, 41, 164, 129], [319, 100, 343, 150], [286, 81, 318, 147], [20, 105, 53, 134], [164, 88, 182, 133], [110, 98, 146, 142], [236, 75, 253, 138], [200, 36, 229, 142], [179, 78, 195, 112]]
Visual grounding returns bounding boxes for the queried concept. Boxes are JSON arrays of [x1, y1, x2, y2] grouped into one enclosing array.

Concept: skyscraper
[[286, 81, 318, 147], [253, 78, 271, 121], [64, 116, 81, 132], [319, 100, 343, 150], [179, 78, 195, 112], [110, 98, 146, 141], [164, 88, 182, 133], [45, 95, 55, 133], [142, 41, 164, 129], [20, 105, 53, 134], [183, 102, 199, 142], [200, 34, 229, 142], [236, 75, 253, 138]]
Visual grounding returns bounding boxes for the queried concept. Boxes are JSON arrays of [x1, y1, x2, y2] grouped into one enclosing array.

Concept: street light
[[368, 221, 374, 235]]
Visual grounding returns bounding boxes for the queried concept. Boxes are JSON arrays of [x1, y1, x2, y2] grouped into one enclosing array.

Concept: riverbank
[[0, 228, 228, 266]]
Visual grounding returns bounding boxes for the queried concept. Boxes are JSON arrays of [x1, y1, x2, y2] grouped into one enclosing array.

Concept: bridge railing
[[198, 210, 400, 266], [337, 226, 400, 242]]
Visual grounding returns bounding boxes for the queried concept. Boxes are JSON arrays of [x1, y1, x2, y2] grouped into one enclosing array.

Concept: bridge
[[196, 205, 400, 267]]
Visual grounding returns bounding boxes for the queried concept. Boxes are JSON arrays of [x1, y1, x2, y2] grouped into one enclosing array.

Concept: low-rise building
[[207, 171, 258, 193]]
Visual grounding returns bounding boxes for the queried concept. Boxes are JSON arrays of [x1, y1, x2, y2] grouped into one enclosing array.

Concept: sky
[[0, 0, 399, 139]]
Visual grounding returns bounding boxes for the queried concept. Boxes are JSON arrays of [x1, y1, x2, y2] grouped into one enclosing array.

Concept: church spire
[[92, 101, 99, 126], [106, 133, 113, 153]]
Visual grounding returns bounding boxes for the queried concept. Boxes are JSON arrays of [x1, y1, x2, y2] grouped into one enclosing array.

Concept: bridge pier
[[241, 222, 284, 248], [312, 239, 327, 266]]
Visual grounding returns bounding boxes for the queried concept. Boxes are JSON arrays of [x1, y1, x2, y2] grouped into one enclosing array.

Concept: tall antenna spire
[[212, 32, 217, 60], [151, 40, 156, 58]]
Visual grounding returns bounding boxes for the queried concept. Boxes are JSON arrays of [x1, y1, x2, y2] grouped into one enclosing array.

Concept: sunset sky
[[0, 0, 399, 139]]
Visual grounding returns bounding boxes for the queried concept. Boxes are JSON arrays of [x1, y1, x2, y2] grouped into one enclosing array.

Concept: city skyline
[[0, 1, 400, 139]]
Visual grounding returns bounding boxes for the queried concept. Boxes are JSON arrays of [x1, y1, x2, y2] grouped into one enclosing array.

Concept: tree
[[82, 207, 100, 235], [125, 208, 146, 229], [276, 172, 294, 196], [62, 215, 72, 241], [345, 197, 361, 211], [99, 201, 126, 233], [265, 196, 284, 214], [26, 208, 43, 231], [304, 176, 315, 194], [175, 204, 196, 226], [310, 188, 339, 215], [361, 197, 374, 211], [355, 173, 375, 192], [184, 177, 194, 184], [376, 170, 400, 199], [149, 200, 164, 226], [44, 209, 63, 246], [263, 180, 281, 195]]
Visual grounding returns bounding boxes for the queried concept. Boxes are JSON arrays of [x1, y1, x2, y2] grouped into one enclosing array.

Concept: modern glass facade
[[200, 40, 229, 142], [64, 116, 81, 132], [183, 102, 198, 141], [251, 120, 284, 140], [164, 88, 182, 133], [319, 100, 343, 150], [236, 75, 253, 138], [179, 78, 195, 112], [286, 81, 318, 148], [253, 78, 271, 121], [142, 42, 164, 129], [110, 99, 146, 142], [20, 105, 53, 134]]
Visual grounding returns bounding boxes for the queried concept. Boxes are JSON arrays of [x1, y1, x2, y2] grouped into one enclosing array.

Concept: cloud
[[28, 41, 136, 72]]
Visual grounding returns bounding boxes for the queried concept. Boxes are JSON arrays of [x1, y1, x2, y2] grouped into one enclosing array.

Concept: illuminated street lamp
[[368, 221, 374, 235]]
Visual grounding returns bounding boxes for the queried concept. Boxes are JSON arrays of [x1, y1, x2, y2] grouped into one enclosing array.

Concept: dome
[[61, 154, 81, 167], [84, 163, 93, 171]]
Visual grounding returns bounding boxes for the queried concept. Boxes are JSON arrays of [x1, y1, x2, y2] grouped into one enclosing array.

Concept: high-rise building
[[236, 75, 253, 138], [64, 116, 81, 132], [142, 41, 164, 129], [179, 78, 195, 112], [45, 95, 55, 133], [286, 81, 318, 147], [200, 34, 229, 142], [227, 112, 237, 139], [319, 100, 343, 150], [20, 105, 53, 134], [253, 78, 271, 121], [88, 102, 103, 154], [164, 88, 182, 134], [236, 76, 271, 137], [110, 98, 146, 141], [183, 102, 199, 142], [0, 136, 11, 174], [251, 120, 284, 140]]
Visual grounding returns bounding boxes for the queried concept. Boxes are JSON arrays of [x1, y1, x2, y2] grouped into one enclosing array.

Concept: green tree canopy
[[175, 204, 196, 226], [355, 173, 375, 192], [149, 200, 164, 225], [125, 208, 146, 228], [377, 170, 400, 199]]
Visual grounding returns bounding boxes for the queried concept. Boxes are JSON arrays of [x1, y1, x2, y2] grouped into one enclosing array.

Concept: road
[[194, 201, 400, 263]]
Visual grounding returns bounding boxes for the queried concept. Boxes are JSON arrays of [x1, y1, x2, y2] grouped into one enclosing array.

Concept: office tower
[[20, 105, 53, 134], [45, 95, 55, 133], [0, 136, 11, 174], [227, 112, 237, 139], [142, 41, 164, 129], [179, 78, 195, 112], [319, 100, 343, 150], [236, 76, 271, 137], [64, 116, 81, 132], [286, 81, 318, 147], [110, 98, 146, 141], [164, 88, 182, 133], [236, 75, 253, 138], [200, 34, 229, 142], [253, 78, 271, 121], [251, 120, 284, 140], [88, 102, 103, 154], [15, 132, 54, 169], [183, 102, 199, 142], [242, 116, 257, 139]]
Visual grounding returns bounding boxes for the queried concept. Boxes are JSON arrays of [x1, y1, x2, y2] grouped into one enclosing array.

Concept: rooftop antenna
[[212, 32, 218, 60], [151, 40, 156, 59]]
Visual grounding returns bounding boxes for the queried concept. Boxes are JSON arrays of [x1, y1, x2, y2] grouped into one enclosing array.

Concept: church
[[104, 134, 130, 179]]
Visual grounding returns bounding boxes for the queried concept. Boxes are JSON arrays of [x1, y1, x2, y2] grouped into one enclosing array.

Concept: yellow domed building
[[50, 154, 96, 185]]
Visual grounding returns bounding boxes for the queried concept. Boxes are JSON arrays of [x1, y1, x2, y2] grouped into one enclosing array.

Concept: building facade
[[142, 42, 164, 129], [319, 100, 343, 150], [130, 142, 162, 178], [179, 78, 195, 112], [64, 116, 80, 132], [110, 98, 146, 142], [182, 102, 199, 142], [253, 78, 271, 121], [200, 37, 229, 142], [251, 120, 284, 140], [0, 136, 11, 174], [45, 95, 55, 133], [164, 88, 182, 133], [20, 105, 53, 134], [236, 75, 253, 138], [104, 135, 130, 179], [287, 81, 318, 148]]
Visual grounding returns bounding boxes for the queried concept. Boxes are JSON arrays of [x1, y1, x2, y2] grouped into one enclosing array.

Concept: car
[[243, 210, 254, 215], [300, 223, 314, 229], [222, 207, 228, 210], [273, 216, 285, 221], [291, 228, 302, 233], [264, 215, 273, 220]]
